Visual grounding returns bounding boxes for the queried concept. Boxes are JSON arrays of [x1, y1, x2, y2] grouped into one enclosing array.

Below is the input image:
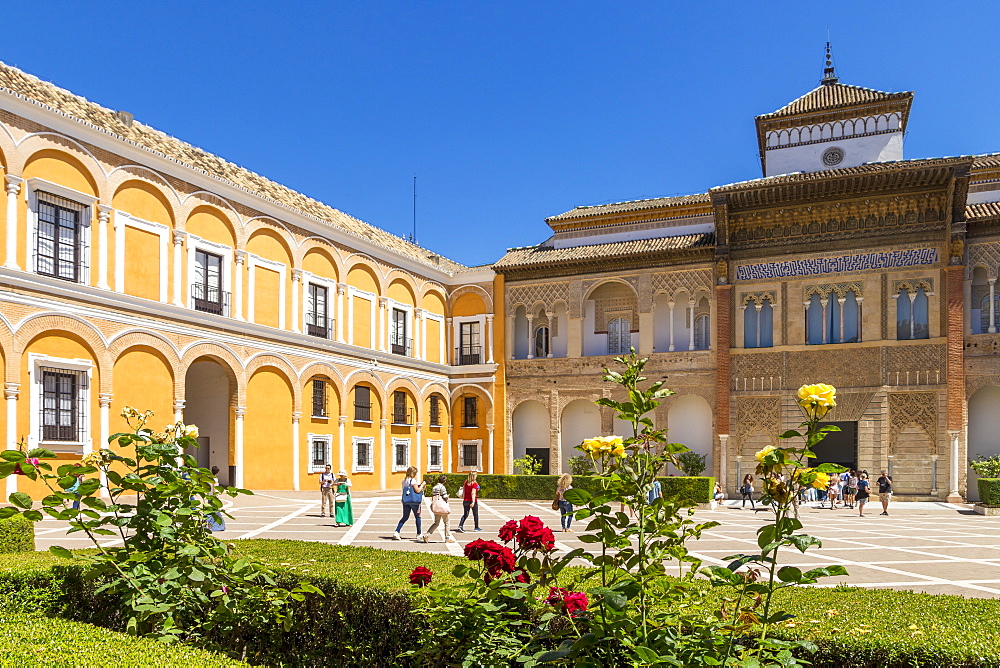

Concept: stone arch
[[299, 240, 343, 282], [179, 341, 245, 404], [512, 399, 549, 463], [385, 376, 421, 422], [343, 368, 387, 393], [0, 314, 14, 384], [386, 271, 418, 305], [420, 381, 451, 402], [451, 384, 494, 428], [111, 177, 177, 228], [344, 255, 386, 295], [13, 314, 110, 391], [667, 394, 714, 474], [968, 385, 1000, 501], [245, 353, 301, 413], [107, 329, 182, 393], [0, 122, 16, 170], [246, 221, 296, 267], [16, 135, 107, 196], [418, 281, 448, 304], [448, 284, 493, 313], [180, 194, 244, 245], [108, 165, 182, 208], [298, 361, 346, 398]]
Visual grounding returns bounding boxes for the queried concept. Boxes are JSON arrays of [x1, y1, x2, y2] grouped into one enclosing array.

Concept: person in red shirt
[[456, 471, 482, 533]]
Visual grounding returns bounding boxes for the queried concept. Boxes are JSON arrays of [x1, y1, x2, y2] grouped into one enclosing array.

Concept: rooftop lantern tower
[[754, 43, 914, 177]]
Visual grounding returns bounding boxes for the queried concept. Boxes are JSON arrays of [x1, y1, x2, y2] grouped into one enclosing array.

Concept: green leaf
[[563, 488, 591, 505], [26, 448, 56, 459], [8, 492, 32, 509], [777, 566, 803, 582], [815, 462, 847, 474], [779, 430, 802, 439], [22, 510, 43, 521], [49, 545, 74, 559], [589, 586, 627, 611], [0, 451, 25, 462]]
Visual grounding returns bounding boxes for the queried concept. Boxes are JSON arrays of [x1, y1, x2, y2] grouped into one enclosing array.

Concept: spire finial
[[821, 40, 838, 85]]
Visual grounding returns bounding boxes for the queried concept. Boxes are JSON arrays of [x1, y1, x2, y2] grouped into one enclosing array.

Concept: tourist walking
[[714, 481, 726, 503], [556, 473, 574, 532], [856, 472, 871, 517], [844, 470, 858, 509], [333, 469, 353, 526], [422, 475, 457, 543], [393, 466, 424, 540], [740, 473, 755, 509], [319, 464, 336, 517], [877, 470, 893, 516], [456, 471, 482, 533]]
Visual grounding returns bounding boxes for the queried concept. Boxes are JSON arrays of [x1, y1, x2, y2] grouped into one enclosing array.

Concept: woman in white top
[[422, 475, 457, 543], [556, 473, 574, 532], [393, 466, 425, 540]]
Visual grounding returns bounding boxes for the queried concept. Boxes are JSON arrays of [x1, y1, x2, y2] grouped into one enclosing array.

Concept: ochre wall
[[110, 347, 175, 437], [245, 368, 294, 489], [123, 227, 161, 300], [301, 375, 340, 490], [344, 381, 382, 491]]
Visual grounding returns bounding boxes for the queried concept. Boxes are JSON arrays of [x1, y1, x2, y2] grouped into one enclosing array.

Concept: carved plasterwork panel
[[803, 282, 863, 300], [967, 241, 1000, 280], [892, 278, 934, 294], [884, 344, 946, 384], [785, 348, 882, 389], [739, 291, 777, 307], [822, 392, 875, 422], [888, 392, 938, 453], [731, 352, 783, 381], [735, 397, 781, 449], [651, 269, 713, 299], [506, 281, 569, 315]]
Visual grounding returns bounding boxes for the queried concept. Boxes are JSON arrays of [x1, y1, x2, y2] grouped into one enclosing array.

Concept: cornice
[[498, 246, 714, 281]]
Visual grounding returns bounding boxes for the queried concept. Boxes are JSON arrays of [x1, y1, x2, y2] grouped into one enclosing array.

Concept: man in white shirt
[[319, 464, 335, 517]]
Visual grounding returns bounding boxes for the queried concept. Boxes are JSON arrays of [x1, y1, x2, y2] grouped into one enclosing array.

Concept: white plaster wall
[[968, 188, 1000, 204], [668, 395, 714, 475], [764, 132, 903, 177], [653, 294, 671, 352], [583, 301, 607, 356], [561, 400, 601, 473], [185, 360, 232, 485], [551, 304, 568, 357], [513, 310, 528, 359], [512, 400, 550, 460], [968, 386, 1000, 502]]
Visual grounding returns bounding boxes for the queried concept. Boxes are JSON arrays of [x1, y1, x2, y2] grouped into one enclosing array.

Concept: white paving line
[[236, 502, 316, 540], [338, 499, 380, 546]]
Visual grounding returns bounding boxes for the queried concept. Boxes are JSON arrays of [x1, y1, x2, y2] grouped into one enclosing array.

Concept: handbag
[[402, 480, 424, 504], [552, 490, 561, 511], [335, 493, 348, 502], [430, 493, 451, 515]]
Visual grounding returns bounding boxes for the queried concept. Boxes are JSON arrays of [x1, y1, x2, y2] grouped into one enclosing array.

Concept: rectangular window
[[428, 439, 443, 471], [354, 385, 371, 422], [353, 436, 374, 473], [390, 308, 410, 355], [429, 396, 441, 427], [40, 367, 87, 442], [310, 436, 331, 471], [392, 438, 410, 472], [312, 378, 328, 418], [307, 283, 329, 338], [192, 249, 227, 315], [35, 193, 87, 283], [393, 390, 409, 424], [458, 322, 481, 365], [462, 396, 478, 427], [460, 440, 480, 470]]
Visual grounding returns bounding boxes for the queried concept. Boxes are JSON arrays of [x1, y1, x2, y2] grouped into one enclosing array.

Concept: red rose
[[546, 587, 589, 614], [516, 516, 555, 552], [546, 586, 567, 606], [409, 566, 433, 587], [482, 542, 516, 574], [498, 519, 518, 543], [464, 538, 494, 561], [514, 570, 530, 584]]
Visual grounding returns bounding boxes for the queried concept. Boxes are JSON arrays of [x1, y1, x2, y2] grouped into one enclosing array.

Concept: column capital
[[486, 424, 495, 433], [414, 308, 425, 318], [172, 399, 185, 411], [416, 421, 424, 430], [4, 382, 19, 400], [338, 415, 347, 425], [98, 393, 113, 408], [235, 249, 247, 264], [380, 418, 389, 427], [485, 313, 494, 321], [234, 407, 247, 418], [4, 174, 23, 194], [446, 317, 452, 324], [291, 411, 302, 423], [97, 204, 114, 221], [291, 268, 303, 282], [378, 296, 389, 308], [172, 229, 186, 246], [337, 282, 348, 295], [544, 311, 553, 319]]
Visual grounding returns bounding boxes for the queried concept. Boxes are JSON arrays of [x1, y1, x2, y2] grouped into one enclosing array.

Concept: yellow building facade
[[0, 63, 502, 498]]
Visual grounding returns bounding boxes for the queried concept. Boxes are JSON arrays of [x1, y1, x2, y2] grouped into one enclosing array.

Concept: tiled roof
[[546, 193, 711, 222], [973, 153, 1000, 170], [968, 202, 1000, 219], [757, 82, 912, 119], [0, 62, 464, 274], [493, 233, 714, 271]]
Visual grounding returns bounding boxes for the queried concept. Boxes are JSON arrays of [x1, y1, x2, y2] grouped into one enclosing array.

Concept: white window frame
[[113, 210, 169, 301], [347, 286, 377, 348], [301, 271, 337, 334], [186, 234, 233, 316], [392, 437, 411, 472], [308, 433, 332, 473], [458, 438, 482, 472], [455, 315, 486, 364], [387, 299, 414, 357], [352, 436, 374, 473], [25, 178, 95, 286], [427, 439, 444, 472], [27, 353, 93, 452], [247, 253, 287, 327]]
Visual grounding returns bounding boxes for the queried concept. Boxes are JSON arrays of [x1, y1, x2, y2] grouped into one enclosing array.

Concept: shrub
[[970, 454, 1000, 478], [676, 451, 707, 476], [0, 514, 34, 553], [430, 472, 714, 505], [977, 478, 1000, 506], [567, 455, 594, 476], [511, 453, 542, 475]]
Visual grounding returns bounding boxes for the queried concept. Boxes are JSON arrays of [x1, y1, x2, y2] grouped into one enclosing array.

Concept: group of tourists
[[393, 469, 485, 542], [318, 465, 355, 526], [738, 469, 894, 517]]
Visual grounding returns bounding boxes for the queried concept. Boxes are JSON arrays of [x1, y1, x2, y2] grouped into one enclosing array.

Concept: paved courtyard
[[31, 493, 1000, 598]]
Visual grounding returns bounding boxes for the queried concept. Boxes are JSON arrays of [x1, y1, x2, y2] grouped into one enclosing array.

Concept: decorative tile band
[[736, 248, 939, 281]]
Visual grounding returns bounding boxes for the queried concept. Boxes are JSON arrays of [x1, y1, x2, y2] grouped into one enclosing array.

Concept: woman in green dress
[[334, 470, 353, 526]]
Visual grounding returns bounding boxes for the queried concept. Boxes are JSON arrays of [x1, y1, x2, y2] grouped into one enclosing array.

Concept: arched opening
[[184, 359, 234, 485], [512, 400, 550, 474], [971, 267, 993, 334], [560, 399, 601, 474], [584, 282, 638, 357], [968, 386, 1000, 501], [513, 305, 529, 360], [533, 324, 550, 358], [668, 395, 713, 476]]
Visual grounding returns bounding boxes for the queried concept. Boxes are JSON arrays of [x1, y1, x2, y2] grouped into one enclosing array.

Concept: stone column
[[989, 280, 997, 333], [4, 175, 22, 270], [754, 303, 763, 347], [291, 412, 301, 491], [420, 310, 428, 360], [856, 297, 865, 343], [98, 393, 112, 497], [234, 251, 247, 321], [820, 298, 829, 343], [413, 309, 423, 360], [96, 205, 112, 289], [487, 424, 495, 474], [5, 384, 18, 497], [415, 421, 423, 473], [234, 407, 246, 488], [550, 427, 561, 475], [337, 283, 347, 342], [172, 231, 185, 307], [718, 434, 729, 494], [173, 399, 185, 424], [526, 315, 535, 359], [378, 297, 388, 352], [687, 299, 696, 351], [338, 415, 347, 472], [446, 317, 453, 364], [290, 269, 302, 333], [379, 418, 388, 489], [668, 301, 675, 351], [544, 312, 555, 357], [445, 425, 453, 473], [486, 313, 495, 363], [947, 429, 962, 503], [907, 290, 917, 339], [838, 297, 846, 343]]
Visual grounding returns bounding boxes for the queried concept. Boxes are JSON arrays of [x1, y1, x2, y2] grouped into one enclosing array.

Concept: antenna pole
[[412, 175, 417, 244]]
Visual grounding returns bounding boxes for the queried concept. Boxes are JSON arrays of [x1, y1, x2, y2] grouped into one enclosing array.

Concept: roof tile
[[546, 193, 711, 222], [493, 233, 714, 271], [757, 82, 912, 119]]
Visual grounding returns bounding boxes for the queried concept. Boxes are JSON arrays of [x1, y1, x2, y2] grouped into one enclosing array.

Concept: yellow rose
[[811, 471, 830, 490], [607, 436, 625, 457], [182, 424, 199, 439], [754, 445, 777, 463], [580, 438, 600, 453], [152, 432, 169, 442], [797, 384, 837, 419]]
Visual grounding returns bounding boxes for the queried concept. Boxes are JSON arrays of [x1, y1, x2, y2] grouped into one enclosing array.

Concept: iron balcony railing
[[354, 404, 371, 422], [391, 336, 413, 356], [456, 345, 482, 365], [392, 408, 414, 426], [307, 316, 333, 339], [191, 285, 230, 316]]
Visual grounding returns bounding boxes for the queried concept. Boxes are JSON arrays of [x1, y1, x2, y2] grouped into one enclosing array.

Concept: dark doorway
[[808, 421, 857, 470], [525, 448, 551, 475]]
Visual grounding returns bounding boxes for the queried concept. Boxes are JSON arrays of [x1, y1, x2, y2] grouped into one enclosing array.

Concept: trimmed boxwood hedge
[[4, 541, 1000, 666], [977, 478, 1000, 505], [0, 514, 33, 554], [428, 473, 714, 505], [0, 611, 244, 666]]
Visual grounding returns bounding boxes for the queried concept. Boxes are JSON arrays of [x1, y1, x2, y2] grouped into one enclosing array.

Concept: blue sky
[[3, 2, 997, 266]]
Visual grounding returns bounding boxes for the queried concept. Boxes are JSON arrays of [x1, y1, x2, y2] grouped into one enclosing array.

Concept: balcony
[[390, 336, 413, 356], [456, 345, 482, 365], [307, 316, 333, 339], [191, 285, 229, 316], [354, 404, 371, 422], [392, 408, 413, 426]]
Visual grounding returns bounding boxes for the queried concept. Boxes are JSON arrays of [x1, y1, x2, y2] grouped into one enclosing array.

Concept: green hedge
[[4, 542, 1000, 666], [0, 611, 244, 667], [0, 514, 33, 553], [978, 478, 1000, 506], [429, 473, 714, 505]]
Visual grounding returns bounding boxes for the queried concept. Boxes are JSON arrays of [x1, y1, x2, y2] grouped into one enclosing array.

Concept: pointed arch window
[[743, 298, 774, 348], [807, 290, 860, 344], [607, 317, 632, 354], [896, 287, 930, 340], [533, 325, 550, 358]]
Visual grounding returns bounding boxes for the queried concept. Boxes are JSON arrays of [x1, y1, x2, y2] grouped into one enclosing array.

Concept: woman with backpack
[[421, 474, 457, 543], [393, 466, 425, 541], [739, 473, 755, 510], [555, 473, 574, 532], [455, 471, 481, 533]]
